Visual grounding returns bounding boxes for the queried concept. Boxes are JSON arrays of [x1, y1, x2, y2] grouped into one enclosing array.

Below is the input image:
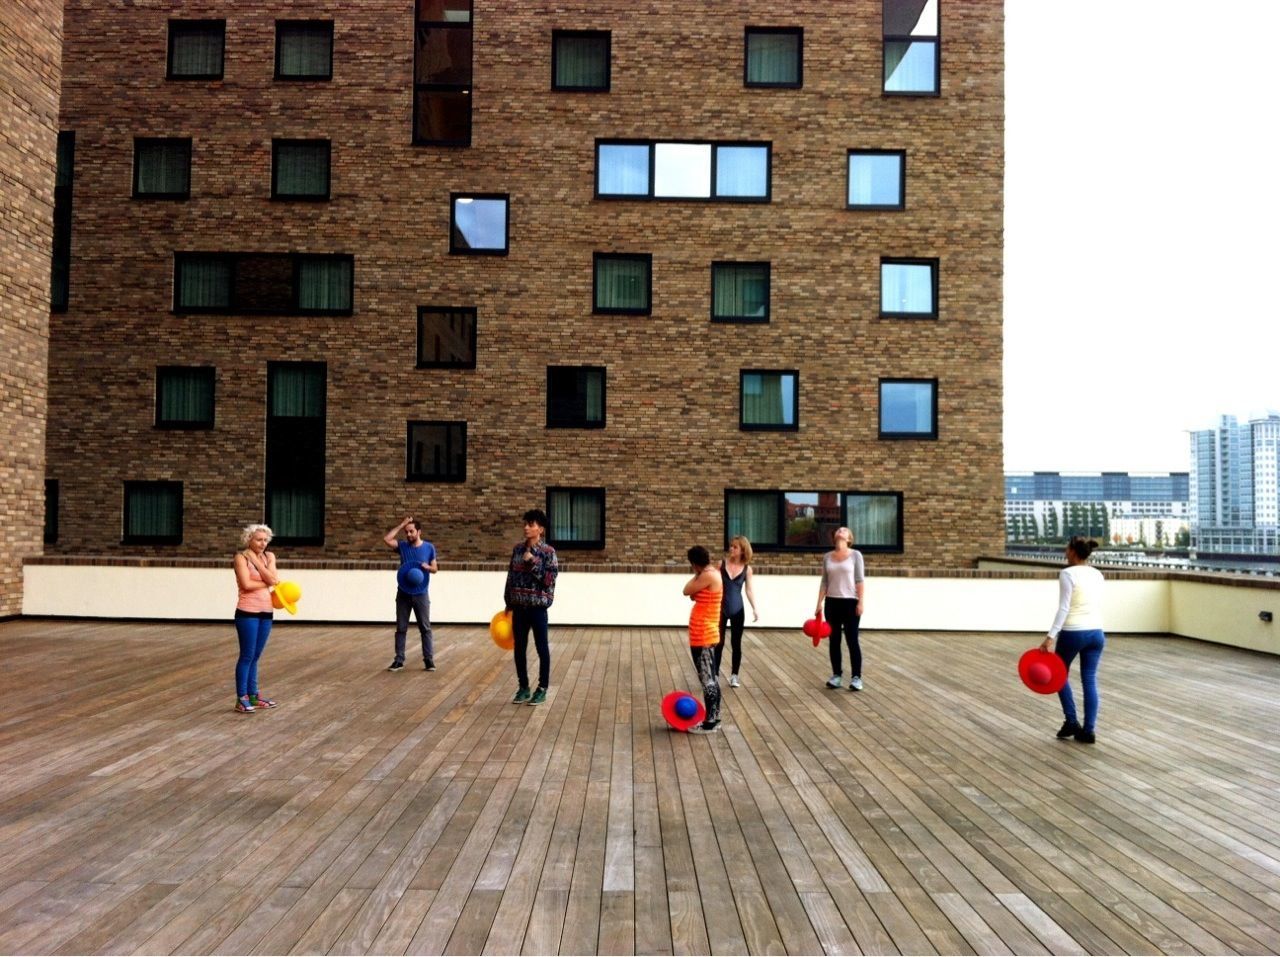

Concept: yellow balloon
[[490, 610, 514, 650]]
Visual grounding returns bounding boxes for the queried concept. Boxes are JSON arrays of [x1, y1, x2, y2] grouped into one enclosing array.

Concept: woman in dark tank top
[[714, 535, 759, 687]]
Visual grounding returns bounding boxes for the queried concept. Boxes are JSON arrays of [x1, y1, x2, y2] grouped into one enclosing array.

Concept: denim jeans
[[234, 611, 273, 698], [1055, 628, 1106, 732], [512, 606, 551, 690], [394, 590, 433, 664]]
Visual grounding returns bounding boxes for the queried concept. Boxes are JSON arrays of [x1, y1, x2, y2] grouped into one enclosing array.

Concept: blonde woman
[[233, 524, 279, 713], [815, 526, 865, 690], [713, 535, 759, 688]]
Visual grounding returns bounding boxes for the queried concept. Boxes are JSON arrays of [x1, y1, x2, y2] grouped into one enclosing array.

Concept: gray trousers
[[394, 590, 433, 663]]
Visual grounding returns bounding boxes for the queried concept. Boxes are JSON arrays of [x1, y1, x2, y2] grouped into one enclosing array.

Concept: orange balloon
[[490, 610, 514, 650]]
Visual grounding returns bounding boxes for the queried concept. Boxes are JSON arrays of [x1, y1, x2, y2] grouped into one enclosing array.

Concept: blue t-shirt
[[397, 540, 436, 595]]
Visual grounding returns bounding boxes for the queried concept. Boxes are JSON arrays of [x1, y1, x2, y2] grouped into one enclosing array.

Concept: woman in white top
[[1039, 536, 1106, 743], [815, 527, 865, 690]]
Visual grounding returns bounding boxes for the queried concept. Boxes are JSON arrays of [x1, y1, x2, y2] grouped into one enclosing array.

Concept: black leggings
[[825, 597, 862, 677], [713, 609, 745, 675]]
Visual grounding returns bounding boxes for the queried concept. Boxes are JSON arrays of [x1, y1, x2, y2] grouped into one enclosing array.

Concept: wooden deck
[[0, 619, 1278, 955]]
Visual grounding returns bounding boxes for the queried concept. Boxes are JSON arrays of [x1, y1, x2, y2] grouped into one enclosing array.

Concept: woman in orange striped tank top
[[682, 545, 723, 733]]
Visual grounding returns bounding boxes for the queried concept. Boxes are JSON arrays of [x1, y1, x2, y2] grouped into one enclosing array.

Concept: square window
[[296, 255, 352, 312], [417, 306, 477, 368], [276, 20, 333, 80], [44, 479, 58, 545], [714, 144, 770, 199], [880, 258, 937, 318], [450, 194, 509, 254], [175, 254, 232, 311], [740, 370, 797, 430], [167, 20, 224, 80], [593, 253, 651, 314], [784, 490, 843, 547], [272, 139, 330, 199], [415, 26, 472, 84], [848, 150, 904, 209], [547, 366, 605, 428], [414, 89, 472, 145], [847, 491, 904, 551], [156, 366, 215, 429], [883, 0, 939, 95], [654, 143, 711, 198], [547, 487, 605, 549], [134, 138, 191, 199], [725, 490, 780, 546], [879, 378, 937, 438], [596, 142, 651, 196], [744, 27, 802, 87], [711, 262, 770, 322], [552, 30, 610, 91], [123, 481, 183, 544], [407, 421, 466, 482]]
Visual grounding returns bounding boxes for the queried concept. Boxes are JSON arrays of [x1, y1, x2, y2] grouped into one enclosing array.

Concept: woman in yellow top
[[683, 545, 723, 733]]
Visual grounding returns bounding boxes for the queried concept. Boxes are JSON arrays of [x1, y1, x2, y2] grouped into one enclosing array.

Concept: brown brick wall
[[48, 0, 1003, 569], [1, 0, 62, 616]]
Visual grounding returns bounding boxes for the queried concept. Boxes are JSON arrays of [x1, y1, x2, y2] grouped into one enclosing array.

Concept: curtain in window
[[727, 492, 777, 545], [884, 40, 936, 92], [279, 25, 330, 76], [849, 495, 899, 546], [550, 490, 601, 543], [583, 372, 604, 422], [171, 31, 222, 76], [848, 154, 899, 206], [742, 373, 789, 425], [276, 143, 327, 196], [555, 36, 606, 88], [881, 263, 933, 313], [714, 264, 767, 318], [746, 33, 798, 84], [270, 366, 324, 417], [714, 146, 768, 198], [298, 258, 350, 311], [137, 142, 188, 194], [159, 370, 212, 423], [270, 488, 322, 539], [595, 258, 647, 310], [179, 257, 230, 308], [127, 486, 180, 538]]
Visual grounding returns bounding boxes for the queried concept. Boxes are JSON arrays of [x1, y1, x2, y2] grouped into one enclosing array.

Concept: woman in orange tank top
[[682, 545, 723, 733], [233, 524, 279, 714]]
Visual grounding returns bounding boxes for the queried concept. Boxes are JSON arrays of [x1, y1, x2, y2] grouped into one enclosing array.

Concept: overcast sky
[[1003, 1, 1280, 474]]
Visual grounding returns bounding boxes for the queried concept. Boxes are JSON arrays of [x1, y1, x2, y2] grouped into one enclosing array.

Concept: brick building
[[1, 1, 63, 616], [43, 0, 1004, 568]]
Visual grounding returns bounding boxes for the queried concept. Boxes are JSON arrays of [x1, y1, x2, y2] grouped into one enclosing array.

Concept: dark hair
[[405, 518, 420, 532], [523, 508, 548, 530], [687, 545, 711, 568], [1068, 536, 1099, 560]]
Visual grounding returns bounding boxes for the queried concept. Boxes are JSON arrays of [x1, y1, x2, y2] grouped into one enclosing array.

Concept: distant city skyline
[[1003, 2, 1280, 473]]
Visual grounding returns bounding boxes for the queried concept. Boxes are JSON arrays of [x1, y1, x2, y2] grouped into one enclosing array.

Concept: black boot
[[1056, 719, 1081, 739]]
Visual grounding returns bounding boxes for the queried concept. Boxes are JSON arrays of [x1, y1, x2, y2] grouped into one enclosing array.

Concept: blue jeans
[[394, 590, 433, 664], [512, 606, 550, 690], [234, 611, 273, 698], [1055, 628, 1105, 732]]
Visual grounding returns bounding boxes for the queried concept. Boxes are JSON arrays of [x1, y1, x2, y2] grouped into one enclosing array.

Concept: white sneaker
[[826, 675, 842, 689], [849, 676, 863, 691], [729, 674, 740, 688]]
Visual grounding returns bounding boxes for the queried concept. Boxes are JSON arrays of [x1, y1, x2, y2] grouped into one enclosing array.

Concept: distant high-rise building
[[1189, 414, 1280, 556], [1004, 472, 1189, 547]]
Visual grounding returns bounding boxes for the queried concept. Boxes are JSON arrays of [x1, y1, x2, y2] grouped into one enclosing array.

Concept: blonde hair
[[832, 526, 854, 545], [240, 524, 274, 548], [728, 535, 754, 565]]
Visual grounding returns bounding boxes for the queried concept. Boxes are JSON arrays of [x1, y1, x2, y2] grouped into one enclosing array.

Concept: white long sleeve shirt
[[1047, 564, 1105, 638]]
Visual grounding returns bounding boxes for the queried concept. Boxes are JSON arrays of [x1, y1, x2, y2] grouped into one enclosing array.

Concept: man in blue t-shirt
[[383, 516, 439, 672]]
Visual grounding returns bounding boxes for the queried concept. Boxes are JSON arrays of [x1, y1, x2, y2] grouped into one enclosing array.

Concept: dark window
[[593, 253, 651, 314], [744, 27, 802, 87], [740, 370, 798, 430], [450, 193, 508, 254], [272, 139, 330, 199], [595, 140, 771, 201], [156, 366, 215, 429], [44, 479, 58, 545], [847, 149, 905, 209], [883, 0, 939, 95], [879, 378, 937, 438], [123, 481, 183, 544], [711, 262, 769, 322], [547, 487, 605, 549], [552, 30, 610, 91], [167, 20, 224, 80], [266, 362, 325, 544], [725, 489, 903, 553], [414, 0, 472, 145], [51, 131, 73, 312], [275, 20, 333, 80], [174, 253, 353, 315], [880, 257, 938, 318], [407, 421, 466, 482], [547, 366, 605, 428], [417, 306, 477, 368], [134, 138, 191, 199]]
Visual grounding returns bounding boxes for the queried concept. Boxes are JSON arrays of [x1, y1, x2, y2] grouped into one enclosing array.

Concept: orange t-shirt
[[689, 587, 722, 647]]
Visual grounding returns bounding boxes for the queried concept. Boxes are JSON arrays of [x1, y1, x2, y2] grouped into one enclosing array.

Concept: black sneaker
[[1056, 719, 1081, 739], [694, 720, 721, 734], [1073, 729, 1096, 744], [424, 659, 436, 672], [387, 660, 405, 672]]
